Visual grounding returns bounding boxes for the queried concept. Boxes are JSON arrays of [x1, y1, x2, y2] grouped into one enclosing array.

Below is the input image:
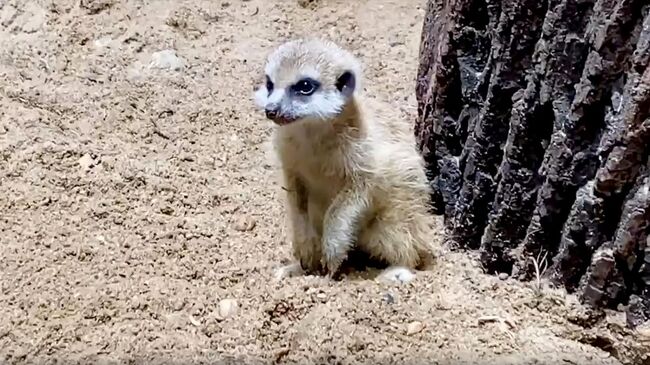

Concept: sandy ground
[[0, 0, 648, 363]]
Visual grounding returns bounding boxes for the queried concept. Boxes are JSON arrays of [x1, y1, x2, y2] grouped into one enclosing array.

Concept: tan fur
[[258, 39, 436, 283]]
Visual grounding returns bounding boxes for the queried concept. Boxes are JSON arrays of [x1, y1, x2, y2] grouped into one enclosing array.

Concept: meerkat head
[[254, 38, 362, 126]]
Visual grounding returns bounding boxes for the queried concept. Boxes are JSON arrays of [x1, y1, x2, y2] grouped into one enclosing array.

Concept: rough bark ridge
[[415, 0, 650, 327]]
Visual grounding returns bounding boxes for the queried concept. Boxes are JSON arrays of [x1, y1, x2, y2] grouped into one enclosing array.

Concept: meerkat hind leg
[[358, 216, 426, 285]]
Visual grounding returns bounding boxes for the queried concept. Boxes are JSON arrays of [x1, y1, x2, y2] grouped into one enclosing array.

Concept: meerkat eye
[[292, 78, 320, 96], [265, 76, 274, 93]]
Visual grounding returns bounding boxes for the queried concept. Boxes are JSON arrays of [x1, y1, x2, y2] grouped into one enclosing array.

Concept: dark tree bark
[[415, 0, 650, 327]]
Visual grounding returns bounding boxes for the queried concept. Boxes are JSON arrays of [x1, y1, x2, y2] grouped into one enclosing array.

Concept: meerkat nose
[[265, 104, 280, 120]]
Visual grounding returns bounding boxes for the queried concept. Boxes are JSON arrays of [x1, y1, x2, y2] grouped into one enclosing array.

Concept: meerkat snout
[[254, 39, 362, 126]]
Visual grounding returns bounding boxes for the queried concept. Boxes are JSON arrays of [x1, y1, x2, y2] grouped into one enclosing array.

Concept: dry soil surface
[[0, 0, 648, 364]]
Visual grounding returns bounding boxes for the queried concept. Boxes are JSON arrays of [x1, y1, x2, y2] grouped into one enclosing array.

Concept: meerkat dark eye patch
[[265, 75, 274, 94], [336, 71, 355, 97], [291, 78, 320, 96]]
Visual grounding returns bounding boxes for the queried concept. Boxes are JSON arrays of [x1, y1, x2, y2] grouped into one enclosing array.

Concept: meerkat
[[254, 38, 436, 284]]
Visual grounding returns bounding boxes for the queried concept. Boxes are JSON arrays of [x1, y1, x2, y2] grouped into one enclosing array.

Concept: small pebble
[[234, 216, 256, 231], [77, 153, 96, 171], [382, 292, 396, 304], [218, 298, 238, 319], [406, 321, 424, 335], [149, 49, 185, 71], [188, 314, 201, 326], [297, 0, 317, 8], [498, 273, 509, 280], [94, 36, 112, 48]]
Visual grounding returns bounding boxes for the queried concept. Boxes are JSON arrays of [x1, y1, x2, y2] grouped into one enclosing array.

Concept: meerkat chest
[[275, 128, 349, 201]]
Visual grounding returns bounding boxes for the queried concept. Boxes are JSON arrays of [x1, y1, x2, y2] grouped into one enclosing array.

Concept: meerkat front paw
[[376, 266, 416, 284], [322, 237, 351, 278], [321, 253, 344, 279], [274, 262, 304, 281]]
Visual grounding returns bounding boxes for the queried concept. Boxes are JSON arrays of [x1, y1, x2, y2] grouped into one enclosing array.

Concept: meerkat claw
[[323, 256, 343, 278]]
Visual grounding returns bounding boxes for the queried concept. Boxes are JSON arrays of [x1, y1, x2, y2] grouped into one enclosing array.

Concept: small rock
[[406, 321, 424, 335], [498, 273, 509, 280], [20, 9, 46, 33], [316, 293, 327, 300], [218, 298, 238, 319], [149, 49, 185, 71], [637, 324, 650, 344], [94, 36, 112, 48], [188, 314, 201, 327], [10, 3, 46, 34], [77, 153, 96, 171], [0, 6, 17, 27], [625, 294, 649, 328], [234, 216, 256, 231], [160, 206, 174, 215], [166, 6, 207, 38], [201, 318, 221, 337], [0, 326, 10, 339], [273, 348, 291, 362], [126, 66, 143, 81], [382, 292, 396, 304], [80, 0, 115, 14], [297, 0, 318, 9]]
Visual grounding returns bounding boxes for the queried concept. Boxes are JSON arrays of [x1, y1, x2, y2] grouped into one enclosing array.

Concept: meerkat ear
[[335, 71, 356, 98]]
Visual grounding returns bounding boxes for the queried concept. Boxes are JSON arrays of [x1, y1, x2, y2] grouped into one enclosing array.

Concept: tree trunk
[[415, 0, 650, 328]]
